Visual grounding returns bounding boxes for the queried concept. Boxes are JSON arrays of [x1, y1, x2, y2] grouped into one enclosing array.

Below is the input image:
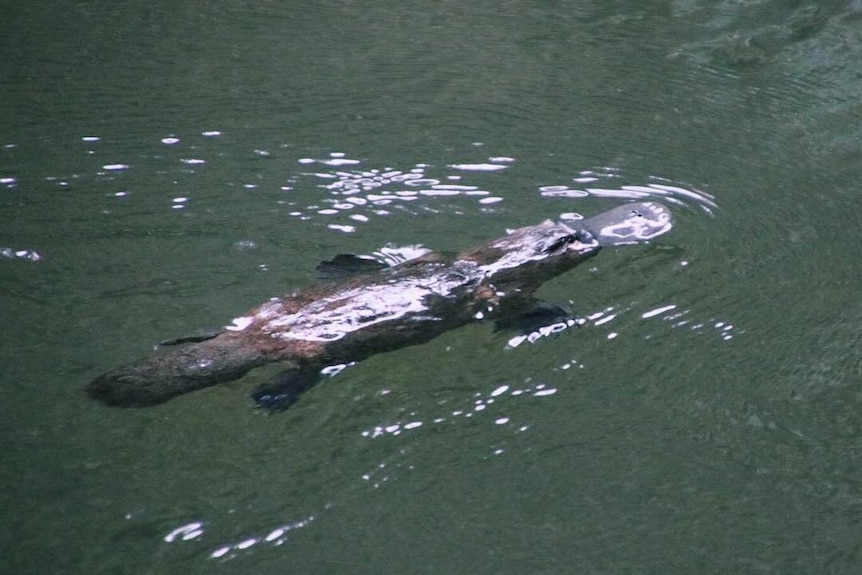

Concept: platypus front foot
[[251, 366, 323, 413]]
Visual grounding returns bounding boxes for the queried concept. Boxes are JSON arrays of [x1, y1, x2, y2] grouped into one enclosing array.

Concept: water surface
[[3, 1, 862, 573]]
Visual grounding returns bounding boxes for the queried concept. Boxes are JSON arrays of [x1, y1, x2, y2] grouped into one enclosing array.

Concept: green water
[[3, 1, 862, 573]]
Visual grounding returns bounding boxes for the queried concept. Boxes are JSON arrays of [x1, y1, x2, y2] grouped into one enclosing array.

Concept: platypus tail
[[87, 335, 269, 407]]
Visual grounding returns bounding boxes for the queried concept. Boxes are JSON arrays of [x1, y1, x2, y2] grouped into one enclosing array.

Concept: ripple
[[503, 293, 742, 349], [359, 376, 560, 444], [164, 521, 205, 543], [448, 163, 510, 172], [0, 247, 43, 262], [208, 514, 316, 560], [340, 288, 743, 491], [57, 132, 717, 235], [162, 512, 317, 561], [540, 172, 716, 214], [346, 294, 743, 491], [290, 156, 513, 228]]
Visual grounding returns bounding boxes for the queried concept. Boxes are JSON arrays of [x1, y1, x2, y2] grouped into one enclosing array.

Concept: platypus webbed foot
[[251, 366, 323, 413], [494, 300, 578, 333]]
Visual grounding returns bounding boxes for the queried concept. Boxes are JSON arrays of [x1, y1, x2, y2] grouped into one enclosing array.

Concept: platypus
[[87, 201, 672, 411]]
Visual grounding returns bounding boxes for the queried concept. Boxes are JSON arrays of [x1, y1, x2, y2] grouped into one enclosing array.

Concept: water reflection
[[293, 151, 510, 231], [506, 300, 742, 348], [208, 514, 316, 560], [162, 513, 318, 562], [156, 283, 744, 563], [540, 168, 716, 214], [351, 296, 743, 484], [289, 152, 716, 234], [3, 131, 717, 241], [0, 247, 42, 261], [3, 130, 727, 567]]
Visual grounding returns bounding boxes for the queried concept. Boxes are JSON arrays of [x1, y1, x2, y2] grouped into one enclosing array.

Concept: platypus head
[[577, 201, 673, 247], [541, 201, 672, 256], [465, 201, 673, 291]]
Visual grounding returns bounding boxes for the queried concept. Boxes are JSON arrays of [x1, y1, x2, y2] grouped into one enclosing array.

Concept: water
[[3, 1, 862, 573]]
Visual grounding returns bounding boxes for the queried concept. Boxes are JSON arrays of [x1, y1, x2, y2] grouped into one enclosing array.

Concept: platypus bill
[[87, 201, 673, 412]]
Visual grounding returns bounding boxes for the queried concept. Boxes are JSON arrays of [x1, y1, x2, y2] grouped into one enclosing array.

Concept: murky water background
[[3, 1, 862, 573]]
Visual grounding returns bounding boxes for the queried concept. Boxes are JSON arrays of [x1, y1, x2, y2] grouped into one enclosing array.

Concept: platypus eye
[[542, 233, 579, 255]]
